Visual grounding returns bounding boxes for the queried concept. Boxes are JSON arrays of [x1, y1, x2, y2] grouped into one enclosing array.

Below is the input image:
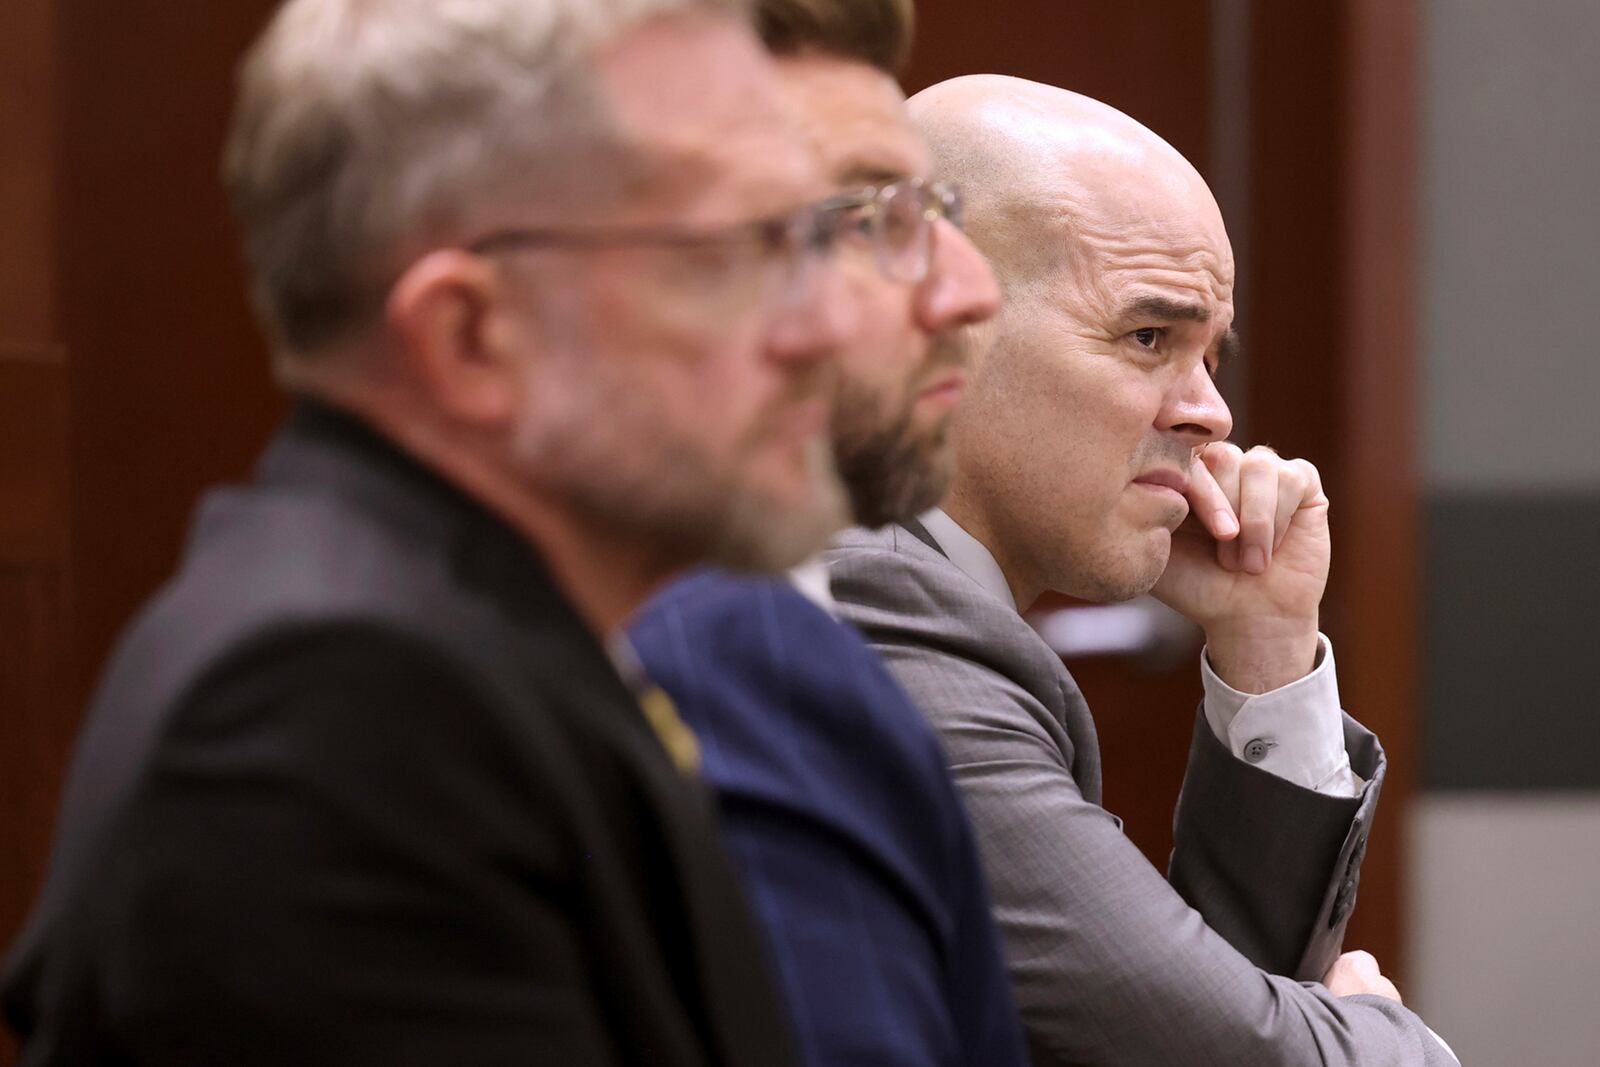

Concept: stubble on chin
[[1068, 523, 1173, 603], [832, 340, 966, 530], [708, 435, 850, 572], [512, 367, 849, 576]]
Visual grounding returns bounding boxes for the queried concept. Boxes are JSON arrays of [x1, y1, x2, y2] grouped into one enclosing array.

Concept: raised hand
[[1152, 442, 1330, 693]]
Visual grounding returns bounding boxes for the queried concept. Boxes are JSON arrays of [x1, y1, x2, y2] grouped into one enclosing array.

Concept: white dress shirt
[[787, 556, 838, 615], [914, 508, 1360, 798]]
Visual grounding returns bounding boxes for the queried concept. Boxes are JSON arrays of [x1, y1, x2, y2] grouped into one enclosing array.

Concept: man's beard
[[831, 341, 963, 529], [512, 359, 849, 574]]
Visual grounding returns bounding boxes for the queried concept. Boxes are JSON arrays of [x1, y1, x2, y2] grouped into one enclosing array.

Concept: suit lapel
[[898, 516, 946, 557], [881, 523, 1104, 805]]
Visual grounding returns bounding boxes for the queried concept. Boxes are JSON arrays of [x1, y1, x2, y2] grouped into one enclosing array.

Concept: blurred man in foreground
[[628, 2, 1026, 1064], [1, 0, 862, 1063], [828, 75, 1458, 1065]]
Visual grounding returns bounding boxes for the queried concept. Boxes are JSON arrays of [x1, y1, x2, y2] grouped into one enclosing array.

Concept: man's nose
[[1160, 359, 1233, 444], [914, 220, 1001, 331]]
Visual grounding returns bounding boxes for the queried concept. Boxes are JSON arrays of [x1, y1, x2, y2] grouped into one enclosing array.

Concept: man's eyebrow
[[1122, 295, 1212, 323], [1215, 327, 1241, 368], [838, 164, 912, 188]]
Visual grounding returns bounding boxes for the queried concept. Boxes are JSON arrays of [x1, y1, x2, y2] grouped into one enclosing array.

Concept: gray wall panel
[[1422, 491, 1600, 789], [1422, 0, 1600, 492]]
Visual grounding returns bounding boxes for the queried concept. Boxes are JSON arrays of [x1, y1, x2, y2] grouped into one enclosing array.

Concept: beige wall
[[1415, 1, 1600, 1062], [1409, 796, 1600, 1065]]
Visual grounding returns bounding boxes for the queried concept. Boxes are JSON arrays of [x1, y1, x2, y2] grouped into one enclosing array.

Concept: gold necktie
[[637, 685, 702, 778]]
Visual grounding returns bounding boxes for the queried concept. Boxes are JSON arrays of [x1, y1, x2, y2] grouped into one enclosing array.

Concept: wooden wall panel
[[0, 566, 70, 971], [1332, 0, 1420, 984], [0, 360, 68, 569], [0, 9, 64, 1062], [58, 0, 286, 704], [1247, 1, 1347, 497], [906, 0, 1214, 171], [1, 6, 280, 1062], [0, 0, 57, 347], [0, 359, 69, 1067]]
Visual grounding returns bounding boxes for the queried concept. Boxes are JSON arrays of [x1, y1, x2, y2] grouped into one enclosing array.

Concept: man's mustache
[[914, 333, 969, 388]]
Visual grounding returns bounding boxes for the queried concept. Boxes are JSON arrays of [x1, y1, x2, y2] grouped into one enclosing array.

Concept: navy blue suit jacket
[[630, 572, 1025, 1067]]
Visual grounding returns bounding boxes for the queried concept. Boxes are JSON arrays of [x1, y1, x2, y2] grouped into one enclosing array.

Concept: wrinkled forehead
[[1053, 150, 1236, 317], [592, 13, 826, 225]]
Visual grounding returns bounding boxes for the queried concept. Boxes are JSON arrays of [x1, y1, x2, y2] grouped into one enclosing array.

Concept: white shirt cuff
[[1427, 1024, 1461, 1063], [1201, 634, 1362, 797]]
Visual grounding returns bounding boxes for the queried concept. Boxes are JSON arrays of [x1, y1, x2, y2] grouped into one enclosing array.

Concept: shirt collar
[[605, 632, 650, 697], [916, 508, 1017, 611], [787, 555, 837, 615]]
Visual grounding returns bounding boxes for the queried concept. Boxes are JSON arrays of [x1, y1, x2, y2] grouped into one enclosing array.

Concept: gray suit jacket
[[826, 523, 1455, 1066]]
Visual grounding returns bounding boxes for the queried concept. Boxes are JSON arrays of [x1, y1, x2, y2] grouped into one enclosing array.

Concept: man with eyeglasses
[[627, 3, 1026, 1065], [3, 1, 864, 1064]]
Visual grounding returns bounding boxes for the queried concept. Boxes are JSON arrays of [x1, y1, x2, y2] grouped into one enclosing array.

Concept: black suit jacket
[[3, 402, 794, 1066]]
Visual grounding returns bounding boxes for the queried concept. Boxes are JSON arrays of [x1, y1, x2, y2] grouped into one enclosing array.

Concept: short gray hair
[[224, 0, 744, 357]]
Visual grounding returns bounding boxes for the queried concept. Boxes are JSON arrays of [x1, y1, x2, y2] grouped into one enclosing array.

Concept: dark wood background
[[0, 2, 1417, 1059]]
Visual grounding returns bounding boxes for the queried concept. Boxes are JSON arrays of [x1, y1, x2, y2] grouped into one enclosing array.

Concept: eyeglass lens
[[874, 186, 925, 282]]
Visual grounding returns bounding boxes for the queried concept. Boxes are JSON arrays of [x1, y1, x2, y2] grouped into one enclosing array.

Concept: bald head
[[910, 75, 1230, 293], [908, 75, 1236, 608]]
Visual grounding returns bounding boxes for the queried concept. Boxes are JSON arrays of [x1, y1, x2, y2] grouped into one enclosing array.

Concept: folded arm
[[871, 635, 1452, 1067]]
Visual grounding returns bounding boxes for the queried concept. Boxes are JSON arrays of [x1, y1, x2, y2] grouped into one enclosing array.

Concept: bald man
[[826, 77, 1457, 1065]]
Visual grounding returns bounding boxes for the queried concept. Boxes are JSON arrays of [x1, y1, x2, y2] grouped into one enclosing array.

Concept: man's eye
[[1132, 327, 1163, 348], [844, 208, 877, 244]]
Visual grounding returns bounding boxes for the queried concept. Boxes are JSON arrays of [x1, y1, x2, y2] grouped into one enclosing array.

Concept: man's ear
[[385, 249, 526, 426]]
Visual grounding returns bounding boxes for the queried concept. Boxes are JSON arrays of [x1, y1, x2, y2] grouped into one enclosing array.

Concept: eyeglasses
[[462, 196, 863, 317], [822, 178, 964, 285]]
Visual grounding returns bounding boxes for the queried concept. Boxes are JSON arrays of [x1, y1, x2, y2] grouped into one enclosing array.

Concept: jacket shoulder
[[824, 527, 1059, 691]]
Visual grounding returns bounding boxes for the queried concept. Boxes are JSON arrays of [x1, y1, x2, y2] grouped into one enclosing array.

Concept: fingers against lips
[[1198, 442, 1244, 570], [1188, 444, 1326, 573], [1237, 450, 1281, 574], [1186, 449, 1237, 538]]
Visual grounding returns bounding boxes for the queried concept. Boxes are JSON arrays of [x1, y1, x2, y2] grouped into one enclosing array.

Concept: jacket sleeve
[[1170, 706, 1387, 983]]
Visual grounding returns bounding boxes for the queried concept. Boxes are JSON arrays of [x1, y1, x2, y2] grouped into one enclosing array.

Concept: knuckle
[[1240, 449, 1277, 474], [1203, 441, 1243, 466], [1242, 463, 1278, 492]]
